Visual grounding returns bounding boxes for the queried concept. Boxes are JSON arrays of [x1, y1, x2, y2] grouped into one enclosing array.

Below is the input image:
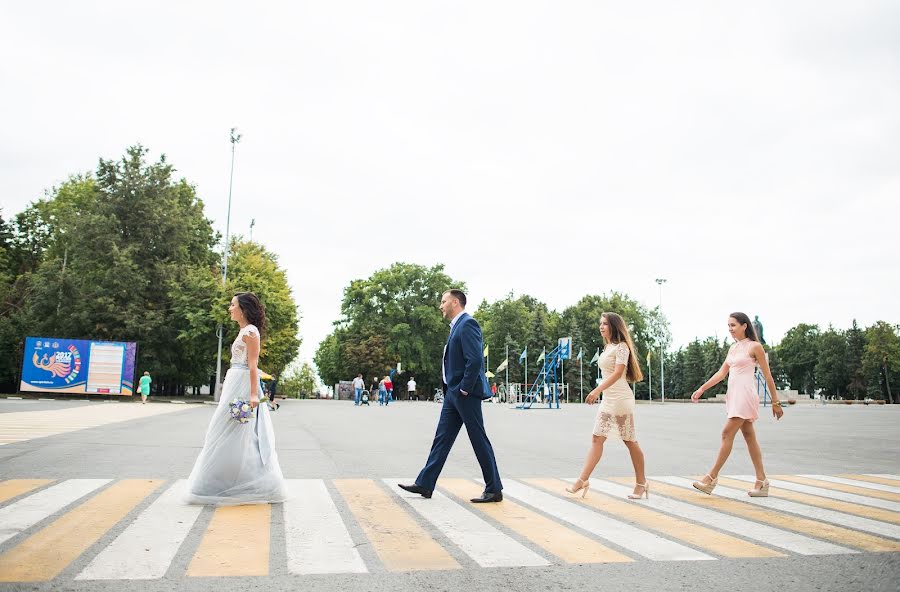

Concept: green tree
[[280, 361, 318, 398], [777, 323, 820, 394], [816, 327, 849, 397], [845, 319, 867, 398], [315, 263, 461, 397], [216, 239, 301, 377], [2, 148, 222, 394], [863, 322, 900, 403], [476, 293, 560, 390]]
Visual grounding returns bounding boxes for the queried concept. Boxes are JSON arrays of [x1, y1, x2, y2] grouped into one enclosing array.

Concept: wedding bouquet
[[228, 396, 269, 424]]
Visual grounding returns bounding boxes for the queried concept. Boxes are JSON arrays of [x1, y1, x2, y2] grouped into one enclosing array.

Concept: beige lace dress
[[592, 342, 637, 441]]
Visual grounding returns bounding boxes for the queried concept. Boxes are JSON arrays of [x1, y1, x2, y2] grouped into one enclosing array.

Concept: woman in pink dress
[[690, 312, 783, 497]]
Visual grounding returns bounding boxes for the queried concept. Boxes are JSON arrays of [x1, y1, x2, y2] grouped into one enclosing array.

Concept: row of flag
[[486, 345, 655, 374]]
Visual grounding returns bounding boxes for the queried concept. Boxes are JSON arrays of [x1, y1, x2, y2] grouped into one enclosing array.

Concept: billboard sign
[[20, 337, 137, 395]]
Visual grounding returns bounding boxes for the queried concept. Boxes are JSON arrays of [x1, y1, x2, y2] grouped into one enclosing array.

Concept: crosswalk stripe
[[498, 480, 714, 561], [740, 476, 900, 512], [605, 477, 851, 556], [0, 479, 111, 546], [843, 475, 900, 488], [284, 480, 367, 575], [187, 504, 270, 577], [75, 481, 202, 580], [777, 475, 900, 502], [704, 478, 900, 540], [0, 480, 52, 505], [870, 474, 900, 481], [387, 479, 548, 568], [800, 475, 900, 496], [653, 477, 900, 553], [722, 477, 900, 525], [334, 479, 459, 571], [440, 479, 632, 564], [537, 479, 782, 558], [0, 479, 162, 582], [443, 478, 635, 564]]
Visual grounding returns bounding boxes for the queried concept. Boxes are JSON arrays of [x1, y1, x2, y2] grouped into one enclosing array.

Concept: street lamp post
[[655, 278, 667, 403], [214, 128, 242, 401]]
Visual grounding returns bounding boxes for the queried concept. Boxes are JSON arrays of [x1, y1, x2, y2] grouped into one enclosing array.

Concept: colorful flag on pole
[[577, 348, 584, 362], [646, 351, 652, 364], [483, 344, 489, 358], [519, 347, 527, 363], [495, 359, 509, 373], [589, 348, 600, 365], [536, 348, 545, 363]]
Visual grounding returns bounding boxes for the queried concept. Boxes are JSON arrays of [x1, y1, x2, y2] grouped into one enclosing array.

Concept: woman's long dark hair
[[601, 312, 644, 382], [729, 312, 758, 342], [235, 292, 268, 340]]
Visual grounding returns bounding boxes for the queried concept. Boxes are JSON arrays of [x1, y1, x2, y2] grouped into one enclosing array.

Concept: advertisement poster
[[20, 337, 137, 395]]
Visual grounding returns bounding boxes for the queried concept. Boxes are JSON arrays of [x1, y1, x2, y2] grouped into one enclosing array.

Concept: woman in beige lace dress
[[566, 312, 648, 500]]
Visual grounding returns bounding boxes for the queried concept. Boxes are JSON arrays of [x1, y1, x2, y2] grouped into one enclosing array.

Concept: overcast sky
[[2, 1, 898, 366]]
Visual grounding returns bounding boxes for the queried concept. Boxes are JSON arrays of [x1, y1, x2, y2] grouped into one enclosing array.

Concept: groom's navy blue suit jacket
[[443, 312, 491, 400]]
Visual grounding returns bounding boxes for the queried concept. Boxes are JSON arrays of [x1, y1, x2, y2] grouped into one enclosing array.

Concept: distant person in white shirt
[[352, 374, 365, 406], [408, 376, 417, 401]]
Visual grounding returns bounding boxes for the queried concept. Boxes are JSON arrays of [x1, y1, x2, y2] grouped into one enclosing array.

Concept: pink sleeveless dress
[[725, 339, 760, 422]]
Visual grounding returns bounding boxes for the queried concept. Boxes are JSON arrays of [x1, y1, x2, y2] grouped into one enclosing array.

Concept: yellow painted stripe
[[634, 478, 900, 553], [839, 474, 900, 488], [718, 478, 900, 525], [441, 479, 632, 563], [0, 479, 162, 582], [334, 479, 459, 571], [776, 476, 900, 502], [0, 480, 52, 504], [187, 505, 271, 577], [527, 479, 782, 559]]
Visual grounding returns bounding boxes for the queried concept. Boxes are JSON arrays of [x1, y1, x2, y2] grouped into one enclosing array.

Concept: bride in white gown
[[186, 292, 287, 505]]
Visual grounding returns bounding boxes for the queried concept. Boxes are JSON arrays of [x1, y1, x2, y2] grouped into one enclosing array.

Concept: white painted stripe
[[658, 477, 900, 540], [587, 479, 854, 556], [386, 479, 548, 568], [75, 481, 202, 580], [284, 480, 367, 575], [731, 475, 900, 512], [801, 475, 900, 495], [870, 474, 900, 481], [495, 480, 713, 561], [0, 479, 111, 545]]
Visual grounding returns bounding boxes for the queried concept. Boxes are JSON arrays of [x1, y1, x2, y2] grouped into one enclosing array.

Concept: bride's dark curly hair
[[235, 292, 268, 340]]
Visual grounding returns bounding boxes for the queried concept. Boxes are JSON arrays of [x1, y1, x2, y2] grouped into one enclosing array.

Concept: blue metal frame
[[755, 367, 770, 406], [517, 344, 563, 410]]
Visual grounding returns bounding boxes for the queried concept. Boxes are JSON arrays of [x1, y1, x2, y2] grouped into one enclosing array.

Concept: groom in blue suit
[[398, 289, 503, 503]]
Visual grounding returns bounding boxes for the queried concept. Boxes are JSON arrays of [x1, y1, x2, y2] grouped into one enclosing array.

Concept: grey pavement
[[0, 398, 898, 592]]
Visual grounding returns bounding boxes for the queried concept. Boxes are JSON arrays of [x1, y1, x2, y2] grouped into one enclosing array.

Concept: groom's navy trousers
[[415, 312, 502, 493]]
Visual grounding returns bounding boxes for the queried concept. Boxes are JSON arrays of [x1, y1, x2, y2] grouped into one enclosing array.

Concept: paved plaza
[[0, 398, 897, 591]]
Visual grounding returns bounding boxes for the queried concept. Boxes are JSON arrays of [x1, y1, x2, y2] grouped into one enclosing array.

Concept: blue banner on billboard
[[20, 337, 137, 395]]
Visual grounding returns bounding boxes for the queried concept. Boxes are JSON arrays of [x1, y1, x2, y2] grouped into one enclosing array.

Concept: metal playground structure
[[516, 338, 571, 410]]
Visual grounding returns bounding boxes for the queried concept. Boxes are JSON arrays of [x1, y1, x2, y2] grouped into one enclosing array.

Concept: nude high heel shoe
[[628, 482, 650, 499], [566, 478, 590, 498], [748, 478, 770, 497], [692, 474, 718, 495]]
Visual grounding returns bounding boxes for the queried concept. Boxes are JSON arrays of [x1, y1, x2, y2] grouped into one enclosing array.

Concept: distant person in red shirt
[[384, 375, 393, 404]]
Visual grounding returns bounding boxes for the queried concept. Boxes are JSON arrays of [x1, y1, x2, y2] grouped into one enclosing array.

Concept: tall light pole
[[655, 278, 667, 403], [214, 127, 242, 401]]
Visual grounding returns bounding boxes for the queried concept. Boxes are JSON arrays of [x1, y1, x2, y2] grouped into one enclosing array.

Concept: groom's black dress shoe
[[398, 483, 433, 499], [470, 491, 503, 503]]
